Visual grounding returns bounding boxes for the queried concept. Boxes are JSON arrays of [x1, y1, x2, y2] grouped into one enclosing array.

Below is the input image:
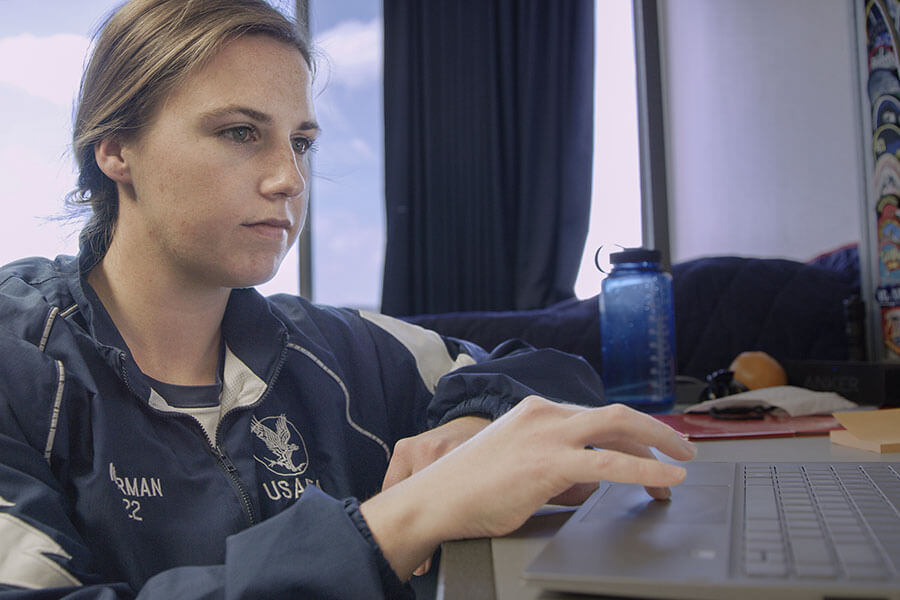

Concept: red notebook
[[654, 413, 844, 441]]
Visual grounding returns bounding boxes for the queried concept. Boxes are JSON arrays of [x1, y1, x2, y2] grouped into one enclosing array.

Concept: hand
[[423, 397, 697, 539], [381, 415, 491, 575], [382, 415, 491, 492], [361, 397, 696, 580]]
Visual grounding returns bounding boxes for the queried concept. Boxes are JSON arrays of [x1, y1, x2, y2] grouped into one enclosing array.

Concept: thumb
[[382, 451, 412, 491]]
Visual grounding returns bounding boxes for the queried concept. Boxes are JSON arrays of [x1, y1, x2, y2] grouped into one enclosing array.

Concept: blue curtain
[[380, 0, 594, 316]]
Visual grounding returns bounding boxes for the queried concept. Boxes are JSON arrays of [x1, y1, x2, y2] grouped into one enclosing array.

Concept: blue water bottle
[[599, 248, 676, 413]]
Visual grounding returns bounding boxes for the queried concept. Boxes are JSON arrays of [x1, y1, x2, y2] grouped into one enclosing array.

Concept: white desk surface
[[435, 435, 900, 600]]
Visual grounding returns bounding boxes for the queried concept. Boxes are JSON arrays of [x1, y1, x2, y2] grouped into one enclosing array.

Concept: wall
[[659, 0, 864, 263]]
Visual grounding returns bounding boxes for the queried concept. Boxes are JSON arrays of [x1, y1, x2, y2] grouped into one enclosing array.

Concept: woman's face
[[116, 34, 317, 289]]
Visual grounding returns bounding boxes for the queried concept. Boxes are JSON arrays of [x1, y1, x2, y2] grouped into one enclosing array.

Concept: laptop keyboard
[[741, 463, 900, 580]]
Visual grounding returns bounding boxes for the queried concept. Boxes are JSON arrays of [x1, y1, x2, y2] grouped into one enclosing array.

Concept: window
[[573, 0, 643, 299], [308, 0, 384, 310], [2, 1, 629, 307]]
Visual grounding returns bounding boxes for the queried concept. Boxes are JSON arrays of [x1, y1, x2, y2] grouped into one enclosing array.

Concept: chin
[[212, 254, 286, 289], [211, 266, 279, 290], [231, 272, 279, 289]]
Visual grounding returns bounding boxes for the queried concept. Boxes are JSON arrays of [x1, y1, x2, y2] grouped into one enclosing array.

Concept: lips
[[249, 218, 291, 228], [244, 218, 292, 240]]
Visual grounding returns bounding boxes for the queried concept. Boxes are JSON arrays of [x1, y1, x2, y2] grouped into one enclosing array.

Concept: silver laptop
[[523, 461, 900, 600]]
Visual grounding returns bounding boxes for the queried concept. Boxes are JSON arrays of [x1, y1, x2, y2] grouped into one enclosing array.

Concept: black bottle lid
[[609, 247, 661, 264]]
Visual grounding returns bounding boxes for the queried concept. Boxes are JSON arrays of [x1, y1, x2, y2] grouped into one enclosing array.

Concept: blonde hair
[[69, 0, 311, 264]]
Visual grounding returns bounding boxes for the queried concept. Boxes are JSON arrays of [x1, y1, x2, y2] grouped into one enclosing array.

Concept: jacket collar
[[68, 244, 289, 397]]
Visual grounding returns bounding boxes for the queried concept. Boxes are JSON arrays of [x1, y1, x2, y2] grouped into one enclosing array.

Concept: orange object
[[729, 351, 788, 390]]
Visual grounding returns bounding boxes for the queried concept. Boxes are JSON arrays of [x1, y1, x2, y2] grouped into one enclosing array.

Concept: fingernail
[[650, 486, 671, 500]]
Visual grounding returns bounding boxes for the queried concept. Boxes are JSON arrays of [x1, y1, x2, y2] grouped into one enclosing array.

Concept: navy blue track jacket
[[0, 251, 605, 598]]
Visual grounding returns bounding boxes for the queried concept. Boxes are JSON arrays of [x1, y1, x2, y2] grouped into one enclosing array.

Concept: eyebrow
[[200, 104, 320, 133]]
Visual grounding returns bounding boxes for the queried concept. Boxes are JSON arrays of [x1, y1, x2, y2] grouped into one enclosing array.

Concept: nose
[[260, 142, 307, 200]]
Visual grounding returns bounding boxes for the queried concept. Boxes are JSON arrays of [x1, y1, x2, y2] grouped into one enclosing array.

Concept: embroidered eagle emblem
[[250, 414, 308, 475]]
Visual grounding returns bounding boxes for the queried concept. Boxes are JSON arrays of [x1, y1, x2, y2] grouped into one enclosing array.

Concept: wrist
[[342, 497, 412, 598], [360, 465, 455, 580]]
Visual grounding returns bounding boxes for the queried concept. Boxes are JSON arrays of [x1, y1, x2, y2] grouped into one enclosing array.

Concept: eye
[[221, 126, 257, 143], [292, 136, 316, 155]]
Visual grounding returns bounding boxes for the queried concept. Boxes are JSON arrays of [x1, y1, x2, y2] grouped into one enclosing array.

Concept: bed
[[401, 245, 861, 381]]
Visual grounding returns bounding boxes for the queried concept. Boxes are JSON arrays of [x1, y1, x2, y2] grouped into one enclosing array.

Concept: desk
[[435, 436, 899, 600]]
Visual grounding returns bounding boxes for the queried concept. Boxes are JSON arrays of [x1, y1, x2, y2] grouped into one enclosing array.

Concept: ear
[[94, 136, 134, 185]]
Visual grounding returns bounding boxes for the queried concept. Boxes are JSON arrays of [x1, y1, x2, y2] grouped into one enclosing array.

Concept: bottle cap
[[609, 247, 661, 264]]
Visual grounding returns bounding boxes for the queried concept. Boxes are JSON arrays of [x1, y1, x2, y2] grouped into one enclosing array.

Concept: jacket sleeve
[[141, 486, 410, 600], [355, 310, 606, 431], [0, 437, 410, 600], [426, 339, 607, 427], [0, 335, 411, 600]]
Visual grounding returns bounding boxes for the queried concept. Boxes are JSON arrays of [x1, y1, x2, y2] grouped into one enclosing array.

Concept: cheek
[[159, 158, 236, 221], [134, 149, 204, 210]]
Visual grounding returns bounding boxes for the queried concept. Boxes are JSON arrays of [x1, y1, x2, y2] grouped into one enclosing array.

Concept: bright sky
[[0, 28, 91, 263]]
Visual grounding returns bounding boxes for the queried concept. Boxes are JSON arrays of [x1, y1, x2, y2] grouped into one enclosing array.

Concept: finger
[[381, 448, 413, 491], [548, 482, 599, 506], [498, 395, 582, 425], [569, 404, 696, 461], [413, 558, 432, 576], [563, 446, 688, 490], [591, 439, 674, 500], [644, 485, 672, 500]]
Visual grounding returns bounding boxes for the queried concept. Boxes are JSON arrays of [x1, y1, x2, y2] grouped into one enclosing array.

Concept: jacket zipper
[[208, 340, 290, 525], [118, 351, 261, 527], [209, 443, 257, 526]]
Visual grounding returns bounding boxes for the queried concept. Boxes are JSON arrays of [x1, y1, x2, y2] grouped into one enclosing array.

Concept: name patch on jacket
[[109, 463, 163, 521]]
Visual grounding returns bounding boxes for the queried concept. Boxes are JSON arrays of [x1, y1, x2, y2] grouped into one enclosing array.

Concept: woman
[[0, 0, 696, 598]]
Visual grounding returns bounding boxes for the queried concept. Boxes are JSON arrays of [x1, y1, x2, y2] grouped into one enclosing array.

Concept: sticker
[[876, 285, 900, 359], [875, 154, 900, 196], [869, 70, 900, 105], [874, 123, 900, 158], [868, 0, 896, 51], [878, 195, 900, 283], [871, 44, 898, 72], [873, 94, 900, 127], [885, 0, 900, 34]]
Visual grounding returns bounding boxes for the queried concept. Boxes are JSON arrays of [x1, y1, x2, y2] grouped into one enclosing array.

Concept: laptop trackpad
[[583, 484, 730, 525], [530, 483, 733, 580]]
